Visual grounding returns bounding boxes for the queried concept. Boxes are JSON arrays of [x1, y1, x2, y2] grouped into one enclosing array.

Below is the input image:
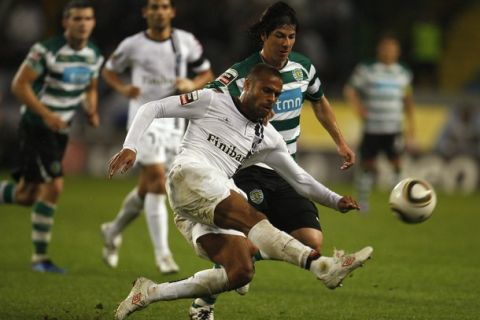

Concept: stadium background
[[0, 0, 479, 192]]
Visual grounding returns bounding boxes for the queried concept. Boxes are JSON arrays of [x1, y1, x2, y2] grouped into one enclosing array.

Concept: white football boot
[[115, 277, 154, 320], [235, 283, 250, 295], [189, 302, 215, 320], [101, 223, 122, 268], [312, 246, 373, 289], [156, 254, 180, 274]]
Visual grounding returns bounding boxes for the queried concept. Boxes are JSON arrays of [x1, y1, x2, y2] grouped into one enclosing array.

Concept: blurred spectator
[[435, 100, 480, 159]]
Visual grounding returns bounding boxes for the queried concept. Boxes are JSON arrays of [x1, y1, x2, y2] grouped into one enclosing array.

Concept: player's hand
[[176, 78, 195, 93], [337, 196, 360, 213], [337, 143, 355, 170], [107, 148, 136, 179], [120, 85, 140, 98], [44, 113, 67, 132], [86, 111, 100, 128]]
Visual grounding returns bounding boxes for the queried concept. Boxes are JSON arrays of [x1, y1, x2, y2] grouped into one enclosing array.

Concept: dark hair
[[63, 0, 94, 18], [377, 32, 399, 44], [247, 63, 283, 82], [142, 0, 176, 8], [248, 2, 299, 46]]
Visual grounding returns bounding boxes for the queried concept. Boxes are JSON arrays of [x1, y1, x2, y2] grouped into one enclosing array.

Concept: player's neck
[[64, 32, 88, 50], [260, 50, 287, 70], [147, 26, 172, 41]]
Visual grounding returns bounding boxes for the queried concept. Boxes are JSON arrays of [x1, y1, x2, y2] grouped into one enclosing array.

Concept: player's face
[[63, 8, 95, 43], [261, 24, 296, 68], [144, 0, 176, 31], [377, 38, 400, 64], [243, 74, 283, 121]]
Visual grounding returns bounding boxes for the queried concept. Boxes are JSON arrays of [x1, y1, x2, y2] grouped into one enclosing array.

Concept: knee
[[227, 264, 254, 289], [14, 185, 38, 206]]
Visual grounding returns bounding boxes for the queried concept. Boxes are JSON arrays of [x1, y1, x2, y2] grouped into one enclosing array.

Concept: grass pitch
[[0, 175, 479, 319]]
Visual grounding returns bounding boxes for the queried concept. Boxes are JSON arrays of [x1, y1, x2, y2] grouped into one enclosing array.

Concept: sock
[[144, 193, 171, 258], [31, 201, 55, 262], [149, 268, 229, 302], [356, 169, 374, 204], [108, 188, 143, 236], [192, 265, 222, 307], [0, 181, 16, 204], [247, 219, 313, 268]]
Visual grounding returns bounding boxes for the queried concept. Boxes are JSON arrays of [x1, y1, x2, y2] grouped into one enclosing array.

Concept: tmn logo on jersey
[[180, 91, 199, 105], [62, 66, 92, 84], [273, 88, 303, 113], [217, 69, 238, 86], [207, 133, 245, 162]]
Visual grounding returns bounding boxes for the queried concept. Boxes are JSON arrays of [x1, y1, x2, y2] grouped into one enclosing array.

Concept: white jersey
[[123, 89, 342, 210], [105, 29, 211, 135], [348, 61, 412, 134]]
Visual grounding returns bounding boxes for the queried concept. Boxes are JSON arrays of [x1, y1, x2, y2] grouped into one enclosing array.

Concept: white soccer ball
[[389, 178, 437, 224]]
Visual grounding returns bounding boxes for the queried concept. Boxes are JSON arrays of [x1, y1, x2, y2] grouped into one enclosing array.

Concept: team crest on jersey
[[180, 91, 199, 106], [249, 189, 264, 205], [292, 68, 303, 81], [217, 69, 238, 86]]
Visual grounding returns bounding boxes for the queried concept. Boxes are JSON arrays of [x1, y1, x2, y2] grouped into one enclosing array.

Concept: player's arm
[[108, 89, 214, 178], [102, 67, 140, 98], [260, 143, 358, 212], [343, 84, 367, 119], [311, 96, 355, 170], [176, 69, 214, 93], [84, 77, 100, 127], [403, 87, 416, 150], [11, 63, 67, 131]]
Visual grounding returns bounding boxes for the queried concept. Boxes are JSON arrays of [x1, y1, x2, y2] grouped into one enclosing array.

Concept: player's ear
[[260, 32, 267, 43]]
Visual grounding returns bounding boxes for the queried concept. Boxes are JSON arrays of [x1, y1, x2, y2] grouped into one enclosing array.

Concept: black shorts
[[359, 132, 403, 161], [233, 166, 321, 233], [13, 121, 68, 183]]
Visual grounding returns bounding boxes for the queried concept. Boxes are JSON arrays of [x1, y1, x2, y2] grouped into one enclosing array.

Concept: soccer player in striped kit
[[0, 0, 103, 273], [344, 34, 416, 212]]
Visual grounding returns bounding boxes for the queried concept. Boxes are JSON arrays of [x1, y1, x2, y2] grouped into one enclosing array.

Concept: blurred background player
[[191, 2, 355, 318], [344, 34, 416, 212], [100, 0, 213, 274], [0, 0, 102, 273]]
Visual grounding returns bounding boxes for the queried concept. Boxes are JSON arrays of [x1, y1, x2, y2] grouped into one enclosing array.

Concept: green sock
[[0, 181, 16, 204], [31, 201, 56, 262]]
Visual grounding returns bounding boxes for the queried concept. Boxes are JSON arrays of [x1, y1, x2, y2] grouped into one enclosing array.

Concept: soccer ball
[[389, 178, 437, 224]]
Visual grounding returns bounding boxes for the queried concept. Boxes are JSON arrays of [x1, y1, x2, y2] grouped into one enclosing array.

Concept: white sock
[[356, 169, 374, 202], [148, 268, 229, 301], [109, 188, 143, 236], [247, 219, 312, 268], [144, 193, 171, 258]]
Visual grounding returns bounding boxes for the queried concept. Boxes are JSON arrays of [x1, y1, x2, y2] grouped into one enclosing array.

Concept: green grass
[[1, 175, 479, 319]]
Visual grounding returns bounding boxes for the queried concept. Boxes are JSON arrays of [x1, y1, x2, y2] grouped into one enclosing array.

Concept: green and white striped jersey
[[21, 35, 103, 128], [348, 60, 412, 134], [208, 51, 324, 158]]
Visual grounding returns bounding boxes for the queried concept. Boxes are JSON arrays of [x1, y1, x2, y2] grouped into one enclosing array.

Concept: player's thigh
[[167, 159, 242, 226], [17, 124, 68, 183], [385, 133, 404, 164], [359, 133, 381, 165]]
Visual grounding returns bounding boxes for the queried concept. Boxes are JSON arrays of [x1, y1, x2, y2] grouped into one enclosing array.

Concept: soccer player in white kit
[[108, 64, 373, 320], [100, 0, 214, 273]]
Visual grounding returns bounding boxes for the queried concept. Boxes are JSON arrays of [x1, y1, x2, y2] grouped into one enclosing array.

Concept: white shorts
[[166, 155, 246, 259], [136, 125, 182, 166]]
